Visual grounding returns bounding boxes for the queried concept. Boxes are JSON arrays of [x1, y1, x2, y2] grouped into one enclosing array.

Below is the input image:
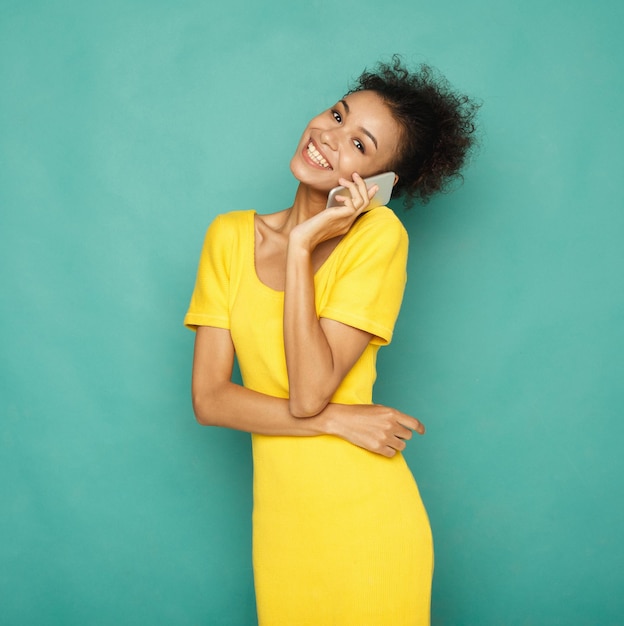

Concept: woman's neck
[[282, 183, 328, 229]]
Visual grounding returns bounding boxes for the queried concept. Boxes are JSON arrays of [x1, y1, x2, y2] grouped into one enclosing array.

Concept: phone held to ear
[[326, 171, 396, 210]]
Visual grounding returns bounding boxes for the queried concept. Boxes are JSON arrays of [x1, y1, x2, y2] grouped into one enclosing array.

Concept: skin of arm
[[283, 241, 372, 417], [191, 325, 424, 458], [283, 174, 379, 417]]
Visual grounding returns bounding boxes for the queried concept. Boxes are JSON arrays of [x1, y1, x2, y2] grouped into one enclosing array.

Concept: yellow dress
[[185, 208, 433, 625]]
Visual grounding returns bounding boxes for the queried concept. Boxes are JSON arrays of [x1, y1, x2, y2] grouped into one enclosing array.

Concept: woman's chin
[[290, 161, 338, 193]]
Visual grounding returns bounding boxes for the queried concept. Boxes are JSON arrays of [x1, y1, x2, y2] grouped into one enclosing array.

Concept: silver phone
[[325, 171, 396, 210]]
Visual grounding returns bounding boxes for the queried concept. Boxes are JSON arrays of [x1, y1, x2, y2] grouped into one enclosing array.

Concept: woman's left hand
[[291, 173, 378, 251]]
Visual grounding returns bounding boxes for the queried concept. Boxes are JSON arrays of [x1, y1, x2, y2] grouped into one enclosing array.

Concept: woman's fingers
[[329, 403, 425, 456], [401, 414, 425, 435], [380, 409, 425, 456], [334, 404, 426, 457], [337, 173, 379, 212], [351, 173, 368, 207], [396, 424, 413, 440], [332, 195, 351, 208], [338, 174, 366, 210]]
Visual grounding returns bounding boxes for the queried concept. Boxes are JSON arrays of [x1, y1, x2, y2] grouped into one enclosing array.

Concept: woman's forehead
[[341, 91, 401, 152]]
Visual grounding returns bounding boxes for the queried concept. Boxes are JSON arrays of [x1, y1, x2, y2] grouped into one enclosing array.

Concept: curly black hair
[[348, 56, 480, 206]]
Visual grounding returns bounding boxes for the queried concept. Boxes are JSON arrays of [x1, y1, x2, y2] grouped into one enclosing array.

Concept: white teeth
[[307, 142, 331, 169]]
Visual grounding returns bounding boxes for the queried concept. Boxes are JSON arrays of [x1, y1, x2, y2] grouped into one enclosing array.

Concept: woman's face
[[290, 90, 402, 193]]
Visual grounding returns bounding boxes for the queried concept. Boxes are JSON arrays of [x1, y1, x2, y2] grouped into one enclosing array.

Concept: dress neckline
[[250, 210, 349, 295]]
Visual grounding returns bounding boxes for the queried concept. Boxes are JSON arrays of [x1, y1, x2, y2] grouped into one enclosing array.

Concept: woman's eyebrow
[[339, 99, 378, 149]]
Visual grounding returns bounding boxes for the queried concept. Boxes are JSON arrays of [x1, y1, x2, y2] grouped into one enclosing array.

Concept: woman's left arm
[[284, 175, 377, 417]]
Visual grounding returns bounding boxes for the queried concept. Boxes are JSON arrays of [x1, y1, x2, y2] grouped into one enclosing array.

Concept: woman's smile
[[304, 140, 333, 170]]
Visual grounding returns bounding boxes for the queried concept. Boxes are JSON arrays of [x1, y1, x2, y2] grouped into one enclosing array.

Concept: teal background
[[1, 0, 623, 624]]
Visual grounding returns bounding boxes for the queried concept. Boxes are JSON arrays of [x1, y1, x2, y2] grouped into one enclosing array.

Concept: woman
[[185, 57, 478, 625]]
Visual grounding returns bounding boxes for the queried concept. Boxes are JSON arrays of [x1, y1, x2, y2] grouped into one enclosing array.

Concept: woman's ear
[[393, 174, 399, 187]]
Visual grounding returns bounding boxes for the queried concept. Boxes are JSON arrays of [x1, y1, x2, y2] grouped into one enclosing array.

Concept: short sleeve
[[319, 209, 408, 346], [184, 214, 233, 331]]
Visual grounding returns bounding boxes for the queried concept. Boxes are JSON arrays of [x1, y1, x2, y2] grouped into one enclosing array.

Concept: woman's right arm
[[191, 326, 425, 457]]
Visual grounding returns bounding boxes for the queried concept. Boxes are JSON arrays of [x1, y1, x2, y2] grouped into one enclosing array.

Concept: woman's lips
[[304, 140, 332, 169]]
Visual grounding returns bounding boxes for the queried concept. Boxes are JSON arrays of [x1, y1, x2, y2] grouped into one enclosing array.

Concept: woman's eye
[[331, 110, 342, 123], [353, 139, 365, 153]]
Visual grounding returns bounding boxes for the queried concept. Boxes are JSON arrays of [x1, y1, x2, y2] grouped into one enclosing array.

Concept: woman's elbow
[[289, 394, 329, 419], [192, 392, 218, 426]]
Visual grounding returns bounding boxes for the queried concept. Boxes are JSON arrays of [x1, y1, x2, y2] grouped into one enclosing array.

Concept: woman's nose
[[320, 128, 338, 150]]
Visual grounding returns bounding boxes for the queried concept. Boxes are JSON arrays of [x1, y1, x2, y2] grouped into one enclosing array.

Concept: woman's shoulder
[[211, 209, 256, 228], [199, 211, 256, 258], [350, 206, 408, 243], [204, 209, 255, 239]]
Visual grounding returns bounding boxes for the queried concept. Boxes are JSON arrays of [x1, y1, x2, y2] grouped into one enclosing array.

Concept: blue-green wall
[[1, 1, 623, 624]]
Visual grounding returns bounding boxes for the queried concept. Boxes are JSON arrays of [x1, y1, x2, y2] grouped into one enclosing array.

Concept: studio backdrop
[[1, 1, 623, 624]]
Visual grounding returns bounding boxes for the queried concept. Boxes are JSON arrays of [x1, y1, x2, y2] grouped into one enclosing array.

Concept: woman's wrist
[[288, 222, 320, 255], [316, 403, 345, 438]]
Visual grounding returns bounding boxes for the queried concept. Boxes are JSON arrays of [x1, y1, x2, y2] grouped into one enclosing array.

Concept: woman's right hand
[[289, 173, 378, 252], [324, 403, 425, 458]]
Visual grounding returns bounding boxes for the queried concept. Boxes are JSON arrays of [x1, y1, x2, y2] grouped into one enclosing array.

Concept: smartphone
[[326, 171, 396, 210]]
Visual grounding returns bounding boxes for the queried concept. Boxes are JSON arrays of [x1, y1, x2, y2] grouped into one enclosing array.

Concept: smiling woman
[[184, 56, 479, 625]]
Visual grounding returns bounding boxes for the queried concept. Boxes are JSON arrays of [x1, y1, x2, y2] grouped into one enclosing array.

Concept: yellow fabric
[[185, 208, 433, 625]]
